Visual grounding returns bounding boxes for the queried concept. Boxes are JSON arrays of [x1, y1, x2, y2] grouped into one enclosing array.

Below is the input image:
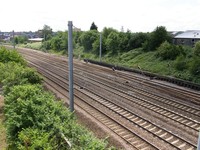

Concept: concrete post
[[99, 33, 102, 62], [13, 30, 15, 49], [68, 21, 74, 112], [197, 132, 200, 150]]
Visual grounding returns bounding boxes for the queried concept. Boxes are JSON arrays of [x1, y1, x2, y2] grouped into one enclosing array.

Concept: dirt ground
[[0, 95, 7, 150]]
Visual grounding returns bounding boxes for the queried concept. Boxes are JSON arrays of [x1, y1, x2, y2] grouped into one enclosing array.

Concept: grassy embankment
[[19, 42, 199, 84]]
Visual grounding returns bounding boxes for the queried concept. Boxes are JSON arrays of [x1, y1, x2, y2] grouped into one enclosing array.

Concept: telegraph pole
[[13, 30, 15, 49], [197, 132, 200, 150], [99, 33, 102, 62], [68, 21, 74, 112]]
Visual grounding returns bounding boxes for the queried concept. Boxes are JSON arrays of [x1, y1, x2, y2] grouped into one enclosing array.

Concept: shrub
[[17, 128, 53, 150], [156, 41, 182, 60], [1, 47, 113, 149], [174, 55, 187, 71], [4, 84, 73, 147], [0, 46, 26, 65], [189, 56, 200, 75], [4, 84, 111, 149], [194, 41, 200, 57], [80, 30, 99, 52], [2, 64, 42, 95]]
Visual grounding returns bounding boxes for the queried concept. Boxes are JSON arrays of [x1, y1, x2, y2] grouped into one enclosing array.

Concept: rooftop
[[174, 30, 200, 39]]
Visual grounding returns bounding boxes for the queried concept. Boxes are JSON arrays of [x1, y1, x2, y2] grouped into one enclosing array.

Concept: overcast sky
[[0, 0, 200, 32]]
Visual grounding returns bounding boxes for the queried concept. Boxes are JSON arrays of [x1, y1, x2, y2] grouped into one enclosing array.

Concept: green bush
[[17, 128, 53, 150], [4, 84, 111, 149], [0, 46, 26, 65], [1, 47, 113, 149], [174, 55, 188, 71], [4, 84, 73, 147], [156, 41, 182, 60], [189, 56, 200, 75], [2, 64, 42, 95], [194, 41, 200, 57], [80, 30, 99, 52]]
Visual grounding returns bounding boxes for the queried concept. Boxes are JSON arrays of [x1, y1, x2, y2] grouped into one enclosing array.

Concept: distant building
[[173, 30, 200, 47], [28, 38, 43, 42], [73, 27, 81, 32]]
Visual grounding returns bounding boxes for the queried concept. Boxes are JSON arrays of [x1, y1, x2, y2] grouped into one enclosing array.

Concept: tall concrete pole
[[13, 30, 15, 49], [197, 132, 200, 150], [68, 21, 74, 112], [99, 33, 102, 62]]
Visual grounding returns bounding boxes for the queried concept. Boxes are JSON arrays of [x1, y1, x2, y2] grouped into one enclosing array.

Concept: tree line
[[41, 24, 172, 54], [16, 23, 200, 77]]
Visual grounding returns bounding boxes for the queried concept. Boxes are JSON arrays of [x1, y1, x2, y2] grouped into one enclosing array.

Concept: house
[[173, 30, 200, 47]]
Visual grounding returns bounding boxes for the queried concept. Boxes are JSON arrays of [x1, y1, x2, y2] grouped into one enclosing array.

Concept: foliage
[[16, 26, 200, 84], [0, 62, 42, 94], [143, 26, 172, 51], [41, 25, 53, 41], [118, 32, 129, 52], [4, 84, 69, 147], [92, 34, 106, 55], [1, 47, 113, 149], [41, 40, 51, 51], [189, 56, 200, 75], [14, 36, 28, 44], [4, 84, 111, 149], [23, 42, 42, 50], [102, 27, 118, 39], [105, 31, 120, 54], [128, 32, 149, 50], [194, 41, 200, 57], [50, 36, 62, 50], [0, 46, 26, 65], [174, 55, 188, 71], [90, 22, 98, 30], [17, 128, 53, 150], [156, 41, 182, 60], [80, 30, 99, 52]]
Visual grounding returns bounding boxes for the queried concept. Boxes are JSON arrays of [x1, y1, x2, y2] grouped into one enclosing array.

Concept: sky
[[0, 0, 200, 32]]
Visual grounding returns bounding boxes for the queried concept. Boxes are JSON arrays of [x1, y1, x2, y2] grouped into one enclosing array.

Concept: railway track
[[15, 47, 200, 149]]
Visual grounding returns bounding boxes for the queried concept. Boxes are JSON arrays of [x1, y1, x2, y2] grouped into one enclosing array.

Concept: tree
[[41, 25, 53, 41], [118, 32, 129, 52], [143, 26, 172, 51], [14, 36, 28, 44], [90, 22, 98, 31], [194, 41, 200, 57], [156, 41, 182, 60], [102, 27, 117, 39], [105, 31, 120, 54], [80, 30, 99, 52], [50, 36, 62, 50], [128, 32, 148, 50]]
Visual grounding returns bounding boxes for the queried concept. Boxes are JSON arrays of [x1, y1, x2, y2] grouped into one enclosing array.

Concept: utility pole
[[197, 132, 200, 150], [68, 21, 74, 112], [13, 30, 15, 49], [99, 32, 102, 62]]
